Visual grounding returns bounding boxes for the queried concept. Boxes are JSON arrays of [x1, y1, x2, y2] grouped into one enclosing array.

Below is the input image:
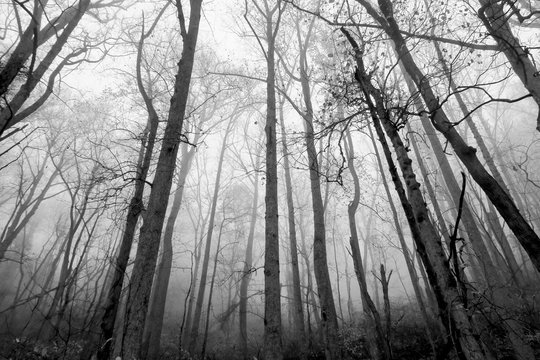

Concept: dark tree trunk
[[143, 138, 197, 360], [342, 27, 491, 360], [96, 11, 163, 356], [368, 123, 438, 354], [365, 0, 540, 272], [120, 3, 203, 359]]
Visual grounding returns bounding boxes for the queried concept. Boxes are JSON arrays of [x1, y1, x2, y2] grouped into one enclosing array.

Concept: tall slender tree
[[120, 2, 203, 359], [187, 119, 233, 354], [244, 1, 286, 358], [97, 6, 167, 357]]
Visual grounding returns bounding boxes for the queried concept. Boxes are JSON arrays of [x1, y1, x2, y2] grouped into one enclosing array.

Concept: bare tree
[[0, 0, 122, 135], [120, 2, 203, 358], [244, 1, 286, 358], [187, 118, 233, 354], [96, 6, 168, 357]]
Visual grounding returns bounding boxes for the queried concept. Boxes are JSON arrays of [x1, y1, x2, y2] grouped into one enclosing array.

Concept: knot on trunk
[[464, 146, 477, 155]]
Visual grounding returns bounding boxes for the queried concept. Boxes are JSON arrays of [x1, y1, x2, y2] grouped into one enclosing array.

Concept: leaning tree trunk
[[0, 0, 92, 97], [362, 0, 540, 272], [342, 28, 492, 360], [142, 138, 198, 360], [431, 36, 526, 287], [368, 123, 438, 355], [381, 1, 535, 355], [120, 3, 203, 359], [97, 14, 161, 358], [0, 0, 91, 133], [477, 0, 540, 131]]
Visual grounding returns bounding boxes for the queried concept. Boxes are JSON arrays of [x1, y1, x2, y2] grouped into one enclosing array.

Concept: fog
[[1, 1, 540, 360]]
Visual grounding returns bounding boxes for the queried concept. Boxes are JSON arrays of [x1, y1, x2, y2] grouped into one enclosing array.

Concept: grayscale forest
[[1, 0, 540, 359]]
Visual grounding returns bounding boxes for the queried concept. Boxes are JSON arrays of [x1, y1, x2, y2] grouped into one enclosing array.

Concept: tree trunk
[[251, 2, 284, 359], [143, 135, 199, 360], [364, 0, 540, 272], [477, 0, 540, 131], [279, 98, 307, 357], [180, 192, 210, 349], [368, 123, 438, 355], [427, 19, 526, 287], [331, 224, 344, 322], [342, 27, 491, 360], [97, 14, 161, 357], [344, 129, 391, 360], [379, 265, 392, 358], [299, 225, 321, 330], [0, 0, 91, 133], [238, 153, 260, 358], [201, 219, 226, 360], [187, 120, 232, 354], [41, 180, 94, 341], [120, 3, 202, 358], [0, 0, 97, 98], [297, 26, 341, 360], [262, 42, 283, 360]]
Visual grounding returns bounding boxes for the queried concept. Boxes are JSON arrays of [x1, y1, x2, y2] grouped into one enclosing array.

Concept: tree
[[96, 6, 168, 357], [0, 0, 122, 136], [342, 28, 491, 359], [237, 132, 263, 358], [344, 129, 391, 360], [275, 6, 342, 356], [0, 133, 63, 261], [352, 0, 540, 275], [120, 2, 203, 359], [142, 67, 220, 359], [477, 0, 540, 131], [244, 1, 286, 358], [187, 118, 233, 355], [278, 96, 307, 357]]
